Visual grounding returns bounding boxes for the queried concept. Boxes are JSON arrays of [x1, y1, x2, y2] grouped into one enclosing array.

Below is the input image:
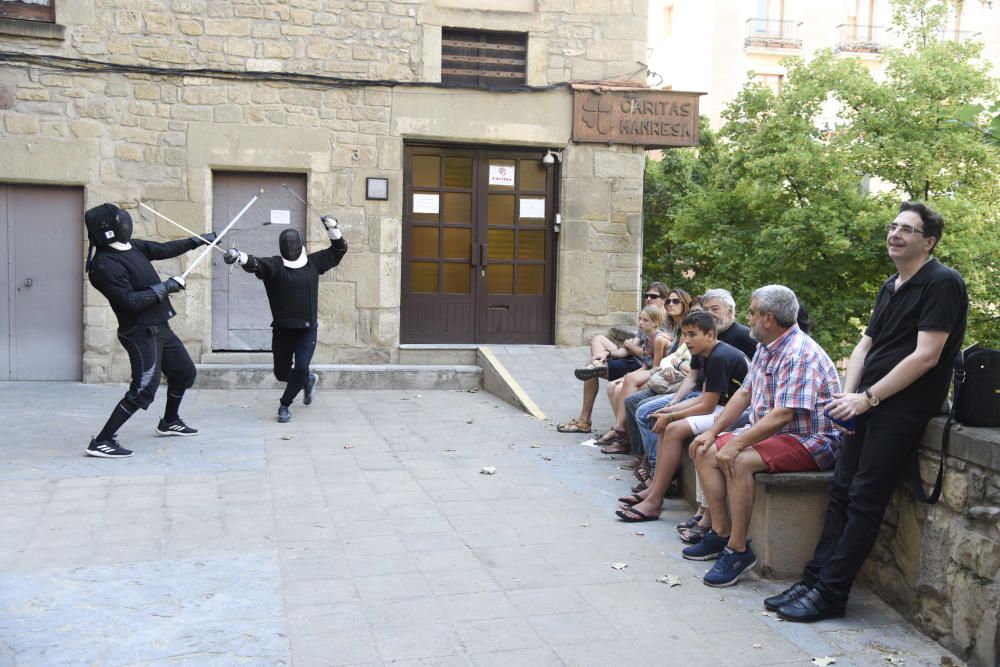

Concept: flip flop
[[630, 479, 648, 494], [615, 507, 660, 523], [574, 363, 608, 381], [617, 493, 643, 506]]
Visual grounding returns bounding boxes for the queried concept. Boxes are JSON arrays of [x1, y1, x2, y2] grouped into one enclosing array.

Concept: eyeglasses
[[644, 293, 662, 300], [665, 298, 683, 305], [885, 222, 927, 236]]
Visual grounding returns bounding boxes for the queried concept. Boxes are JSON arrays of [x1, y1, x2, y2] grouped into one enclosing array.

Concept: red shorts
[[715, 432, 819, 473]]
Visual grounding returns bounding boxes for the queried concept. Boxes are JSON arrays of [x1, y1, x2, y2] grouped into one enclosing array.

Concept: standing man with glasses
[[769, 201, 968, 622]]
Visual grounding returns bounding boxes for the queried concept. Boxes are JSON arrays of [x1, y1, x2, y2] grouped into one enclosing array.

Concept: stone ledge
[[919, 416, 1000, 471], [0, 18, 65, 40]]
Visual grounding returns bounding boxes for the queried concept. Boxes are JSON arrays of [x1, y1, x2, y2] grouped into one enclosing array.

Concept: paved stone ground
[[0, 347, 962, 666]]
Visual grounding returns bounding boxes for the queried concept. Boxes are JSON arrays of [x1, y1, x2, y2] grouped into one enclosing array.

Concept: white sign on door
[[413, 193, 440, 214], [519, 197, 546, 219], [270, 209, 291, 225], [489, 164, 515, 187]]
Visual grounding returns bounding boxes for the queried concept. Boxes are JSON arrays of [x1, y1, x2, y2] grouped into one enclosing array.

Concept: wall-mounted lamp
[[541, 149, 562, 166]]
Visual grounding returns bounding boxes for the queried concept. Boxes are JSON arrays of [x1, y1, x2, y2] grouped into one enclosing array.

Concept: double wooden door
[[401, 145, 557, 344]]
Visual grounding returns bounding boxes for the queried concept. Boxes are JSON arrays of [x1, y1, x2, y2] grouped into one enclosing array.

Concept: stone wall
[[860, 419, 1000, 667], [0, 1, 650, 381]]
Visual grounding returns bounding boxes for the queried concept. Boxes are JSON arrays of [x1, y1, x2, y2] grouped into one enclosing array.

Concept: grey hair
[[701, 288, 736, 312], [752, 285, 799, 328]]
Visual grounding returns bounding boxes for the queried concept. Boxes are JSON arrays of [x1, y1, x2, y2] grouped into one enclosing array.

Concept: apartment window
[[0, 0, 55, 22], [755, 73, 784, 95], [441, 28, 527, 90], [663, 5, 674, 38]]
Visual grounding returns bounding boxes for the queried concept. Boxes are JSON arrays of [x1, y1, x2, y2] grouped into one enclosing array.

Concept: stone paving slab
[[0, 360, 963, 666]]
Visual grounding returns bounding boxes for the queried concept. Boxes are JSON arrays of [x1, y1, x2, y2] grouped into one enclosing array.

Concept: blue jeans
[[635, 391, 701, 467]]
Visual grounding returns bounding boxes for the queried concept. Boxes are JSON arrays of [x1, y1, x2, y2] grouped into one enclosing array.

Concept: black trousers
[[802, 408, 931, 604], [272, 326, 317, 407], [117, 323, 196, 410]]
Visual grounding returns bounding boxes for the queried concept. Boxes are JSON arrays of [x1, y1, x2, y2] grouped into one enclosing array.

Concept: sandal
[[615, 506, 660, 523], [600, 441, 630, 455], [556, 418, 592, 434], [630, 479, 648, 494], [596, 426, 626, 446], [633, 466, 652, 483], [618, 457, 642, 471], [679, 523, 707, 544], [675, 514, 703, 532], [574, 362, 608, 381], [617, 493, 643, 506]]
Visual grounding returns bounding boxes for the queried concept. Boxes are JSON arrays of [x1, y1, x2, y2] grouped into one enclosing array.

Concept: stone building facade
[[0, 0, 656, 382]]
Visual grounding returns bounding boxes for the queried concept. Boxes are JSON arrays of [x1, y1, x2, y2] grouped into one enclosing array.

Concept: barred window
[[441, 29, 527, 90], [0, 0, 54, 23]]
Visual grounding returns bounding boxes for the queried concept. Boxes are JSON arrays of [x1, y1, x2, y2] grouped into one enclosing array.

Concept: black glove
[[197, 232, 217, 245], [149, 276, 185, 301]]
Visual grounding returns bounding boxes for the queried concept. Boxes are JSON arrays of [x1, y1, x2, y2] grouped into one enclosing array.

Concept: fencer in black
[[84, 203, 216, 458], [225, 216, 348, 422]]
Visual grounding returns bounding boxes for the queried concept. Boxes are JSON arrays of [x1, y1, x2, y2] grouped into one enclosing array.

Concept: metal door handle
[[23, 278, 32, 287]]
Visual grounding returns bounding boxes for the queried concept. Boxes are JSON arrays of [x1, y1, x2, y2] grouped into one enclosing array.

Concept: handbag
[[646, 367, 684, 395], [909, 343, 1000, 504]]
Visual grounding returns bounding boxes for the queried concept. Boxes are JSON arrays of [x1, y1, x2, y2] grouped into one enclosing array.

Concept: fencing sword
[[181, 188, 263, 280], [138, 202, 229, 257]]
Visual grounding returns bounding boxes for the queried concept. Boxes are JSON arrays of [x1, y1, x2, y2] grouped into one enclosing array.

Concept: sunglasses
[[665, 298, 683, 305], [644, 293, 662, 299]]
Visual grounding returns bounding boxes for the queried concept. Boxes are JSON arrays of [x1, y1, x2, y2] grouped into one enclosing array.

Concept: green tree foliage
[[644, 0, 1000, 358]]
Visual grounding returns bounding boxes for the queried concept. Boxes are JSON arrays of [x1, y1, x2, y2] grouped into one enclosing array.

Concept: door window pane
[[518, 230, 545, 260], [444, 157, 473, 188], [442, 263, 471, 294], [488, 160, 516, 190], [412, 155, 440, 188], [517, 265, 545, 295], [519, 159, 547, 191], [487, 265, 514, 295], [487, 229, 515, 260], [443, 227, 471, 260], [443, 192, 472, 224], [411, 262, 439, 293], [488, 194, 515, 227], [412, 227, 439, 258]]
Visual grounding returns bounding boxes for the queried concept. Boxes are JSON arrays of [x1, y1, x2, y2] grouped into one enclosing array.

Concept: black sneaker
[[277, 405, 291, 423], [303, 373, 318, 406], [155, 418, 198, 437], [85, 437, 133, 458]]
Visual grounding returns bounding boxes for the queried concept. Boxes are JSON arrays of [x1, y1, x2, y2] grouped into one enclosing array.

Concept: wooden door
[[401, 145, 556, 344]]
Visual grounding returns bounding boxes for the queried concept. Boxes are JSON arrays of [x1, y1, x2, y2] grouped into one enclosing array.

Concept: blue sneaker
[[681, 529, 728, 561], [704, 543, 757, 587]]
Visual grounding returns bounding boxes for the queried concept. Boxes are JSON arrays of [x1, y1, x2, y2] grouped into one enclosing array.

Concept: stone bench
[[679, 453, 833, 578]]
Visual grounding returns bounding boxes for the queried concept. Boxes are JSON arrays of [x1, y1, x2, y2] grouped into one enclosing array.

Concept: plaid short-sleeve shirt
[[737, 325, 843, 470]]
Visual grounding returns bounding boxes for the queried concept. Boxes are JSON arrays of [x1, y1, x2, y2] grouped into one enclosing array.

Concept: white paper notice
[[413, 193, 439, 214], [489, 164, 515, 187], [519, 197, 545, 219], [270, 209, 291, 225]]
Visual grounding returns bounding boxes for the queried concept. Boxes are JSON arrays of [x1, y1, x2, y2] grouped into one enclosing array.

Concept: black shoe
[[85, 437, 133, 458], [777, 587, 846, 623], [303, 373, 318, 406], [277, 405, 291, 423], [765, 581, 811, 611], [155, 418, 198, 437]]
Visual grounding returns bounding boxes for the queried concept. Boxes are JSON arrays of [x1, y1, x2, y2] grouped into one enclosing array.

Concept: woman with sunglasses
[[597, 288, 692, 453], [556, 282, 669, 434]]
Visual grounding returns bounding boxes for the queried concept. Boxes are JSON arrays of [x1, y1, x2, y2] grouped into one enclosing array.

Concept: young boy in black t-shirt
[[616, 310, 750, 522]]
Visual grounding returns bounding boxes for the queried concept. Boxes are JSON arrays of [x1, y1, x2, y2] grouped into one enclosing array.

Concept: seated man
[[616, 310, 749, 522], [702, 288, 758, 359], [684, 285, 841, 587]]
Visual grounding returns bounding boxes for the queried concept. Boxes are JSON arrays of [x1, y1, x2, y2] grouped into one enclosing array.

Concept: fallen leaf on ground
[[884, 657, 904, 665], [607, 475, 621, 480], [541, 455, 553, 461], [280, 436, 293, 440], [656, 575, 681, 587], [812, 658, 837, 667], [442, 448, 456, 452], [761, 611, 775, 617], [752, 643, 762, 649], [530, 444, 541, 448], [580, 521, 590, 528], [479, 466, 497, 475], [466, 388, 479, 393], [610, 562, 628, 570], [466, 419, 474, 424], [634, 531, 644, 536], [343, 444, 353, 449]]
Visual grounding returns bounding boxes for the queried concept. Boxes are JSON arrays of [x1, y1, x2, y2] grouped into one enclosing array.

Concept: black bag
[[910, 343, 1000, 504]]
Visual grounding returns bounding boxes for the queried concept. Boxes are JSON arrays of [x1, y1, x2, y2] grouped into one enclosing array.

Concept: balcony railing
[[745, 19, 803, 50], [938, 29, 983, 43], [834, 24, 887, 54]]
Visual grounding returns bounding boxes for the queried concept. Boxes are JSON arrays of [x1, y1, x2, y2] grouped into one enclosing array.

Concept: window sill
[[0, 17, 65, 40]]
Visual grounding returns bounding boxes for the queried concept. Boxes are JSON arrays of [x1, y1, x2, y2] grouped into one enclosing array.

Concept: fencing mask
[[85, 204, 133, 271], [279, 229, 304, 263]]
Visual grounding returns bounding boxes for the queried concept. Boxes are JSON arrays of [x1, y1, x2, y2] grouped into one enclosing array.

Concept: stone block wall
[[0, 1, 650, 379], [860, 419, 1000, 667]]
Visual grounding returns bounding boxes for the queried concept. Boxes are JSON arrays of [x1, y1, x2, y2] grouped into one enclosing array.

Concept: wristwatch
[[865, 388, 880, 407]]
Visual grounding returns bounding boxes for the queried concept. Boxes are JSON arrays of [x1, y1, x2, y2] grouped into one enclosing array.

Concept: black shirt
[[718, 321, 758, 359], [89, 238, 201, 330], [247, 238, 348, 328], [862, 258, 968, 415], [690, 340, 750, 405]]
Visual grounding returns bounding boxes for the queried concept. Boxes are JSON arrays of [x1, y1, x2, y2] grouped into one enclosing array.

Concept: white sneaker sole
[[703, 558, 757, 588], [84, 448, 133, 458], [154, 426, 198, 437]]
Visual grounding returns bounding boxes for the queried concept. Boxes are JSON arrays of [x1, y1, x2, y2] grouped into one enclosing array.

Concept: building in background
[[0, 0, 702, 382], [647, 0, 1000, 129]]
